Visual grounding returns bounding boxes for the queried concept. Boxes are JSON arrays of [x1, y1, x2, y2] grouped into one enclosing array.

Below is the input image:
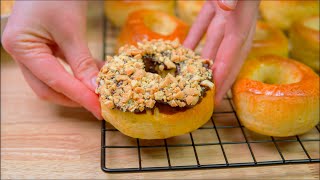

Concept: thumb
[[217, 0, 238, 11]]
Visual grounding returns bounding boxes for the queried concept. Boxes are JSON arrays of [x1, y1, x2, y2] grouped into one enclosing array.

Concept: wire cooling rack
[[100, 18, 320, 173]]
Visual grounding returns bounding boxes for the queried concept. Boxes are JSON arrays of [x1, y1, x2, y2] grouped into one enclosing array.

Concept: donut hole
[[304, 17, 319, 31], [251, 63, 302, 85], [143, 12, 177, 36], [142, 54, 177, 78]]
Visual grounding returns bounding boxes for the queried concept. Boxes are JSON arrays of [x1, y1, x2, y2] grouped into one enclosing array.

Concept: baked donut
[[247, 21, 289, 59], [176, 0, 205, 25], [116, 10, 189, 52], [96, 39, 215, 139], [290, 16, 319, 73], [232, 55, 319, 137], [259, 0, 319, 31], [104, 0, 175, 27], [1, 0, 14, 15]]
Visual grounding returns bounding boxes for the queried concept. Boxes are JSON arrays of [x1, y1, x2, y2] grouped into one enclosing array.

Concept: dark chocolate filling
[[133, 92, 208, 115], [142, 54, 158, 73]]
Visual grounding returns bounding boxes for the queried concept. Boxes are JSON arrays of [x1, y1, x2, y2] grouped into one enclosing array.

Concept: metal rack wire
[[100, 17, 320, 173]]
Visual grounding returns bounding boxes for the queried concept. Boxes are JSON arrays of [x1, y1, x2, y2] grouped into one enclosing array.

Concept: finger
[[97, 60, 105, 69], [59, 42, 99, 92], [17, 62, 80, 107], [213, 20, 255, 104], [217, 0, 238, 11], [201, 7, 230, 60], [213, 1, 260, 105], [48, 4, 99, 92], [183, 1, 216, 50], [15, 46, 102, 119]]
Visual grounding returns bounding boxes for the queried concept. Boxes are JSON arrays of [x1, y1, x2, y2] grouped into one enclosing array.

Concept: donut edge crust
[[290, 16, 319, 73], [102, 88, 214, 139], [232, 55, 319, 137]]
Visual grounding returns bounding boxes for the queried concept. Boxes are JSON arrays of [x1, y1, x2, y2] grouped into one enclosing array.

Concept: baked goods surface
[[232, 55, 319, 137], [259, 0, 319, 30], [248, 21, 289, 59], [1, 0, 14, 15], [290, 16, 319, 73], [96, 39, 215, 139], [104, 0, 175, 27], [176, 0, 205, 25], [116, 10, 189, 52]]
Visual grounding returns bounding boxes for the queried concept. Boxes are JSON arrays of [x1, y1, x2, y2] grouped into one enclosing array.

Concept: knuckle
[[73, 56, 96, 79], [1, 30, 18, 54]]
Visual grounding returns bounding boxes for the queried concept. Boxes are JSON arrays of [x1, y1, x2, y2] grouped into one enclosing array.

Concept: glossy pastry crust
[[290, 16, 319, 73], [176, 0, 205, 25], [104, 0, 175, 27], [247, 21, 289, 59], [232, 55, 319, 137], [259, 0, 319, 30], [116, 10, 189, 52]]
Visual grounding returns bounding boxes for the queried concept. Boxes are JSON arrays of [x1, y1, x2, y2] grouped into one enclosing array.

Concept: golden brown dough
[[104, 0, 175, 27], [116, 10, 189, 52], [232, 55, 319, 137], [247, 21, 289, 59], [176, 0, 205, 25], [96, 39, 215, 139], [259, 0, 319, 31], [290, 16, 319, 73]]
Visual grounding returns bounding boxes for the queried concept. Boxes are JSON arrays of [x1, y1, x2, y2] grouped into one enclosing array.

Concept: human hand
[[2, 1, 102, 119], [184, 0, 260, 105]]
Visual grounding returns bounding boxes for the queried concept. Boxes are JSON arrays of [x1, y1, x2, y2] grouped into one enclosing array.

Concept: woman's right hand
[[184, 0, 260, 105], [2, 1, 102, 119]]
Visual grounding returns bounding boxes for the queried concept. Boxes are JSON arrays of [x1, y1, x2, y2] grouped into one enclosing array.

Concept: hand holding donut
[[184, 0, 260, 104], [2, 1, 102, 119]]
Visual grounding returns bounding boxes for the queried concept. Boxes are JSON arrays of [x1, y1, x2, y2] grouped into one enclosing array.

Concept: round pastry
[[290, 16, 319, 73], [232, 55, 319, 137], [116, 10, 189, 52], [259, 0, 319, 31], [247, 21, 289, 59], [104, 0, 175, 27], [1, 0, 14, 15], [96, 39, 215, 139], [1, 1, 14, 37], [176, 0, 205, 25]]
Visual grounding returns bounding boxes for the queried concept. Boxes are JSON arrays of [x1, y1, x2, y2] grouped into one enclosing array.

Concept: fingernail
[[91, 76, 98, 90], [221, 0, 237, 10]]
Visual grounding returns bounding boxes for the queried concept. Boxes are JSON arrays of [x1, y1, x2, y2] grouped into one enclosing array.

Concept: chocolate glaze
[[132, 92, 208, 115], [142, 54, 158, 73]]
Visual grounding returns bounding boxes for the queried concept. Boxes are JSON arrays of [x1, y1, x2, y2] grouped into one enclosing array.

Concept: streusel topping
[[96, 39, 214, 112]]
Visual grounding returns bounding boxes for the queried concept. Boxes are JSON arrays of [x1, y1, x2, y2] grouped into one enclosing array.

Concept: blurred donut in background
[[290, 16, 319, 73], [1, 0, 15, 37], [247, 21, 289, 59], [259, 0, 319, 31], [176, 0, 205, 25], [104, 0, 175, 27], [1, 0, 14, 15], [116, 10, 189, 52]]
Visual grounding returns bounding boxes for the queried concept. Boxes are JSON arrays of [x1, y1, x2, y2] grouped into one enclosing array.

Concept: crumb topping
[[96, 39, 214, 112]]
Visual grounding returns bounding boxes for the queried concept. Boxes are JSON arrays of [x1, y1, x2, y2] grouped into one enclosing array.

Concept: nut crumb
[[96, 39, 213, 112]]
